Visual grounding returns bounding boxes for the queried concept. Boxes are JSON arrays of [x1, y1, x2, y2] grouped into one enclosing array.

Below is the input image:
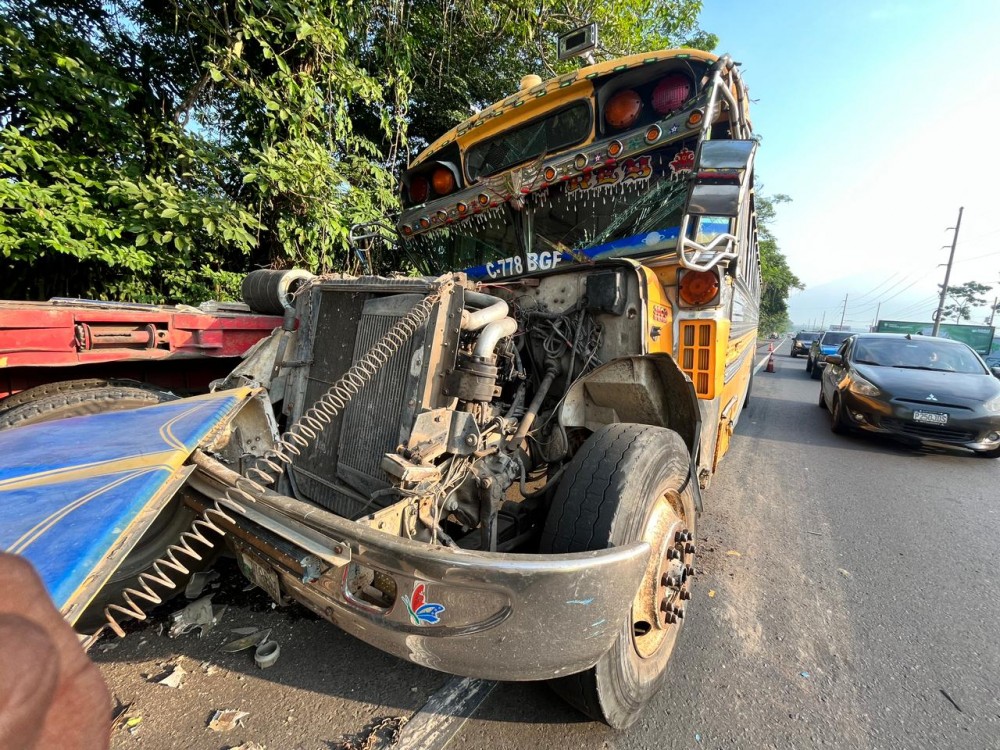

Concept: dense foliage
[[757, 193, 803, 334], [0, 0, 718, 302], [938, 280, 992, 323], [0, 0, 802, 325]]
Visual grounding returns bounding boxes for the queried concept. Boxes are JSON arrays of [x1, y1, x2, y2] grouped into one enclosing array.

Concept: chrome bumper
[[191, 456, 650, 681]]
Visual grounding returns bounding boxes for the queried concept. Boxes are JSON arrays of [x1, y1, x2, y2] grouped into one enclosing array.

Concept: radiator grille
[[336, 296, 425, 498], [679, 320, 716, 398]]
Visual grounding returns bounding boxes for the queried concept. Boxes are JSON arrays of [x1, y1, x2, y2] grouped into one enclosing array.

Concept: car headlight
[[848, 375, 880, 397], [985, 394, 1000, 414]]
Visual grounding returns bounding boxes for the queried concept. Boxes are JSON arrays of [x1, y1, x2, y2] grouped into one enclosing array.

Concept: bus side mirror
[[686, 140, 757, 217]]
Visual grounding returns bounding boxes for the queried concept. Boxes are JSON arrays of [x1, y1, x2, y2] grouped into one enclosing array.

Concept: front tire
[[830, 394, 850, 434], [810, 363, 822, 380], [540, 424, 696, 729]]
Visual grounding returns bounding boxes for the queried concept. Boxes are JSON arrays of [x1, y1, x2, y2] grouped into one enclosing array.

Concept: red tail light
[[652, 74, 691, 115], [409, 176, 429, 205]]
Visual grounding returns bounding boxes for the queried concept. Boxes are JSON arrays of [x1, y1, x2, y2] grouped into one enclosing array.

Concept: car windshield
[[820, 332, 852, 347], [797, 332, 819, 342], [851, 338, 987, 374]]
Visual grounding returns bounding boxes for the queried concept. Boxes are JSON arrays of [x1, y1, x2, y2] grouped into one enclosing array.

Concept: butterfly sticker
[[402, 583, 445, 625]]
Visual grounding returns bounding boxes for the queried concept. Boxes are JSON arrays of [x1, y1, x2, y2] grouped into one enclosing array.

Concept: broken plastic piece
[[254, 639, 280, 669], [207, 709, 249, 732], [169, 595, 225, 637], [185, 570, 220, 599], [156, 665, 187, 689], [221, 629, 272, 653]]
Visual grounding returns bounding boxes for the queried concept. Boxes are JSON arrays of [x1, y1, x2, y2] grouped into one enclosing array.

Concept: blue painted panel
[[0, 390, 249, 612]]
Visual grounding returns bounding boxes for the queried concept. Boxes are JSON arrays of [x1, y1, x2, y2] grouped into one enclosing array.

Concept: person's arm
[[0, 554, 110, 750]]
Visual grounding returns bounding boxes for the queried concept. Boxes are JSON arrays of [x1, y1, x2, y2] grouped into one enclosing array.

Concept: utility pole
[[932, 206, 964, 337], [871, 301, 881, 332], [989, 296, 998, 327], [839, 294, 849, 329], [820, 311, 826, 329]]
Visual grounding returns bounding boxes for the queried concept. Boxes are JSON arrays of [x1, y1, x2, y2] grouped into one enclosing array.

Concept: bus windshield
[[404, 147, 693, 277]]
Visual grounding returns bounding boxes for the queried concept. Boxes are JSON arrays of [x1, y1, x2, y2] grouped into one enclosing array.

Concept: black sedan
[[818, 333, 1000, 457]]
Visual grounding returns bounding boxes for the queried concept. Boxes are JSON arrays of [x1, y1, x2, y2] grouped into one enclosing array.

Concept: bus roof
[[410, 48, 720, 170]]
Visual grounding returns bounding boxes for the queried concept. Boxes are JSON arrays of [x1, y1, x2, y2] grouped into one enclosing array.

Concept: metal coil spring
[[103, 276, 454, 636], [104, 504, 233, 636]]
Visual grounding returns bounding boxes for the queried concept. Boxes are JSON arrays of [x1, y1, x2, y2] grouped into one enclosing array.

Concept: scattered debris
[[726, 550, 742, 557], [806, 530, 823, 537], [155, 664, 187, 689], [228, 743, 266, 750], [799, 671, 810, 679], [169, 595, 226, 637], [208, 709, 250, 732], [837, 568, 852, 578], [254, 639, 280, 669], [708, 590, 716, 598], [97, 641, 119, 652], [110, 700, 134, 732], [940, 689, 963, 713], [334, 716, 408, 750], [231, 626, 261, 636], [126, 717, 143, 735], [221, 628, 272, 653], [185, 570, 220, 599], [200, 661, 219, 675]]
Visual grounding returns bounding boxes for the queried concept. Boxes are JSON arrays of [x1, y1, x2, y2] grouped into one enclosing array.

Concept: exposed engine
[[274, 271, 633, 553]]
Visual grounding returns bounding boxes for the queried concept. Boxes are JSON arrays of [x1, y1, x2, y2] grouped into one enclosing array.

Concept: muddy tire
[[0, 385, 173, 430], [539, 424, 696, 729]]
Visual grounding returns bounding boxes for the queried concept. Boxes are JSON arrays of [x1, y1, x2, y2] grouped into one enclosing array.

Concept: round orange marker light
[[604, 89, 643, 129], [679, 270, 720, 306], [543, 166, 557, 181], [457, 202, 468, 214], [419, 217, 430, 229], [607, 140, 623, 157], [645, 125, 662, 143], [478, 193, 490, 206], [432, 167, 455, 196], [686, 109, 704, 128]]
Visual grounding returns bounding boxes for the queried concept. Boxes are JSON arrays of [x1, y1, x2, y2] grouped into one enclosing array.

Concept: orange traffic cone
[[765, 353, 775, 373], [768, 341, 774, 353]]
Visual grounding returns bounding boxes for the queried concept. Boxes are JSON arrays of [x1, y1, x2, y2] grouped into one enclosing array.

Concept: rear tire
[[810, 363, 822, 380], [539, 424, 696, 729], [818, 385, 827, 408]]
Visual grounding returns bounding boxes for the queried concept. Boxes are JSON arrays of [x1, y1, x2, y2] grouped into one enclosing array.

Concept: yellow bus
[[390, 45, 760, 724]]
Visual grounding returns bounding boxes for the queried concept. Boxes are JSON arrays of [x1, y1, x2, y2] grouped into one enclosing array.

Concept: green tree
[[757, 193, 802, 334], [939, 280, 992, 323], [0, 0, 717, 302]]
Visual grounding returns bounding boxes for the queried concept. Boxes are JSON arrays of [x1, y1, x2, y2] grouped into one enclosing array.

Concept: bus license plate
[[913, 410, 948, 425], [240, 552, 282, 604]]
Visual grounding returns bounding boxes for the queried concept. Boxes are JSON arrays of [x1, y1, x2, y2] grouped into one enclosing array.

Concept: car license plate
[[913, 410, 948, 425], [239, 551, 282, 604]]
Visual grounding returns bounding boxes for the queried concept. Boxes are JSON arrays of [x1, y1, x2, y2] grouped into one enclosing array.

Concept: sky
[[698, 0, 1000, 330]]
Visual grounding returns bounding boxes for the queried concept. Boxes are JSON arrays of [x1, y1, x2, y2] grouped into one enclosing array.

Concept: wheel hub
[[631, 488, 695, 658]]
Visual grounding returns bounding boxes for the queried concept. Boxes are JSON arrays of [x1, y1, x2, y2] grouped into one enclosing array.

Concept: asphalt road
[[95, 345, 1000, 749]]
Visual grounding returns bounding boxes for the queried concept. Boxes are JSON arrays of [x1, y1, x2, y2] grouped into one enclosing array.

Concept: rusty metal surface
[[191, 453, 651, 681]]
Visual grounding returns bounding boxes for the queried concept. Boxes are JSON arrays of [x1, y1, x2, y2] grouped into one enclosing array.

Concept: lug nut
[[685, 542, 696, 554], [661, 574, 677, 587], [680, 589, 691, 600], [685, 565, 696, 577], [667, 548, 681, 560], [673, 605, 684, 619]]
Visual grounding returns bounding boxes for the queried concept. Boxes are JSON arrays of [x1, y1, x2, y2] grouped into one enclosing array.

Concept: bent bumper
[[190, 457, 650, 681]]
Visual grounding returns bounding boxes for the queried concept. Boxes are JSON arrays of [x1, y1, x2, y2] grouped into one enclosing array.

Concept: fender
[[558, 354, 704, 510], [0, 388, 257, 625]]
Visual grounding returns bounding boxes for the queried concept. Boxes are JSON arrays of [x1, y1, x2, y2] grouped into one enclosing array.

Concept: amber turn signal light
[[432, 167, 455, 195], [679, 270, 720, 306]]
